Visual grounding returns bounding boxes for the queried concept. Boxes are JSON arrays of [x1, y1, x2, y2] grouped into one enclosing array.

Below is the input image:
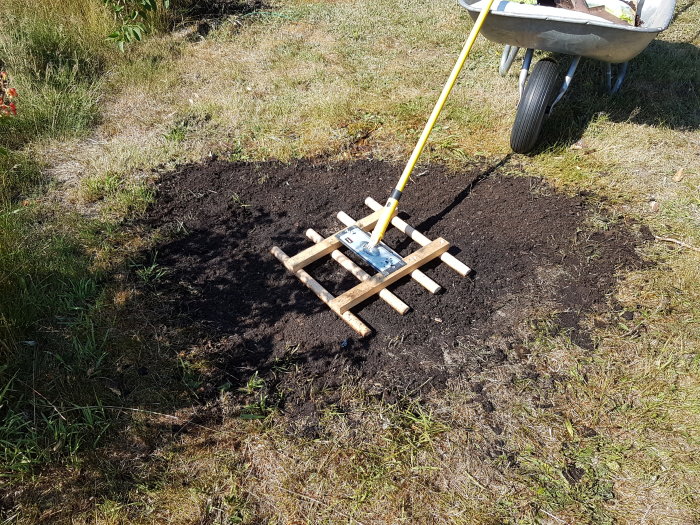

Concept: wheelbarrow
[[458, 0, 676, 152]]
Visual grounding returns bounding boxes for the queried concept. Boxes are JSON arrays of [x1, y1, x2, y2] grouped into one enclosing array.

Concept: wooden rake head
[[271, 197, 471, 336]]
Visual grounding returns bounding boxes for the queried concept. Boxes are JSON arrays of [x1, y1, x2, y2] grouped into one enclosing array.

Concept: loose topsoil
[[143, 158, 650, 415]]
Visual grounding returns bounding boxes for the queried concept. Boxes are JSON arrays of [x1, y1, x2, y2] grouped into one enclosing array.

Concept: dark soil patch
[[143, 158, 650, 416], [175, 0, 265, 20], [168, 0, 267, 37]]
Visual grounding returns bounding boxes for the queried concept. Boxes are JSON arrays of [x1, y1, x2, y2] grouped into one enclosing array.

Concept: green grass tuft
[[0, 14, 106, 145], [0, 148, 43, 205]]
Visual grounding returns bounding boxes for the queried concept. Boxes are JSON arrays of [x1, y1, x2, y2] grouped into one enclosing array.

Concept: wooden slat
[[336, 211, 442, 294], [287, 209, 385, 272], [271, 246, 371, 337], [328, 238, 450, 314], [305, 228, 410, 315], [364, 196, 471, 276]]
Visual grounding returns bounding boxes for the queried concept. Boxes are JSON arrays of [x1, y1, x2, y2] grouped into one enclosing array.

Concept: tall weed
[[0, 10, 108, 145], [0, 0, 122, 476], [0, 206, 115, 475]]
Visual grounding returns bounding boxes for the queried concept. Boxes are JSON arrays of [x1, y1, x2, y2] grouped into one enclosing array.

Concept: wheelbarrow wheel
[[510, 58, 561, 154]]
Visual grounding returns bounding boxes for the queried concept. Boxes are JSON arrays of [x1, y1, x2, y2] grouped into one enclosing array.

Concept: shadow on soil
[[174, 0, 266, 18], [534, 39, 700, 150], [167, 0, 270, 37]]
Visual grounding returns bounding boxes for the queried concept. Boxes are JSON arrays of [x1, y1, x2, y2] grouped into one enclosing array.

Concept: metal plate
[[336, 225, 406, 276]]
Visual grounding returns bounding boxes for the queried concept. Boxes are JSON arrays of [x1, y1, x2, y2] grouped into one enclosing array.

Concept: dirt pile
[[143, 158, 649, 412]]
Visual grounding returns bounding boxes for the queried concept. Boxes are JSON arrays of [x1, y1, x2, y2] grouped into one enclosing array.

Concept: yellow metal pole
[[368, 0, 497, 248]]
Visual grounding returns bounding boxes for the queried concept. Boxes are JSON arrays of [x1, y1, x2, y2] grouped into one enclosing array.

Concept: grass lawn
[[1, 0, 698, 523]]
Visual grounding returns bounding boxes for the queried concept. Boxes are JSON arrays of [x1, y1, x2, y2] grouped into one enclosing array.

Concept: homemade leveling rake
[[271, 0, 497, 336]]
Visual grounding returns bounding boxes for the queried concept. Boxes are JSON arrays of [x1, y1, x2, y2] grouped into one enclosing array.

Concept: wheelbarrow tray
[[458, 0, 675, 63]]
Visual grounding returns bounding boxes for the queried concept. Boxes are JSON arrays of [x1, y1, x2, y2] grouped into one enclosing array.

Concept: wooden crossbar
[[364, 197, 471, 276], [271, 200, 470, 337], [305, 228, 410, 315], [287, 208, 387, 272], [336, 211, 442, 294], [328, 238, 450, 314], [270, 246, 371, 337]]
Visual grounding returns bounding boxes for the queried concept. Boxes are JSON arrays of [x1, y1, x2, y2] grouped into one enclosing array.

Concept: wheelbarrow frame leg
[[499, 44, 520, 76], [605, 61, 629, 94], [550, 55, 581, 111], [518, 48, 535, 98]]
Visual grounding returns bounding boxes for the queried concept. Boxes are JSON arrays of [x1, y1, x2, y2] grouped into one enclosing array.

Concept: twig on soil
[[58, 405, 221, 432], [407, 376, 434, 397], [17, 380, 67, 421], [541, 509, 566, 523], [621, 320, 646, 338], [653, 235, 700, 253], [464, 470, 487, 491], [272, 484, 367, 525]]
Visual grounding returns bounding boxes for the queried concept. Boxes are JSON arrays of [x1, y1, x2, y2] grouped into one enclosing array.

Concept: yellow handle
[[368, 0, 496, 247]]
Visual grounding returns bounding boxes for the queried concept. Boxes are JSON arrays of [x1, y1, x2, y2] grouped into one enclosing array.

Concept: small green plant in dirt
[[238, 371, 264, 395], [177, 355, 207, 396], [390, 404, 449, 466], [230, 192, 251, 208], [239, 372, 279, 420], [104, 0, 170, 51], [269, 344, 299, 377], [163, 122, 187, 143], [133, 255, 169, 285], [240, 395, 275, 420]]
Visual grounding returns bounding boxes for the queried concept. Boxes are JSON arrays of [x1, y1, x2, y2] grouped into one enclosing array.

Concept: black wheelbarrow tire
[[510, 58, 561, 154]]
